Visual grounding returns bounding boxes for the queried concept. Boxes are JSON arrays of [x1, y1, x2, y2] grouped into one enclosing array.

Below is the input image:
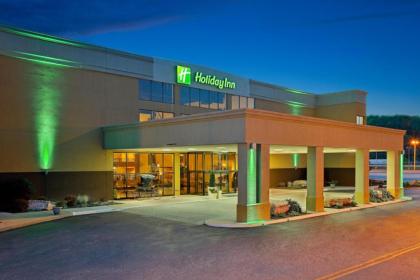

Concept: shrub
[[76, 195, 89, 207], [209, 172, 215, 188], [369, 189, 394, 203], [286, 199, 303, 216], [55, 201, 65, 208], [0, 178, 34, 212], [64, 195, 76, 207], [11, 199, 29, 213]]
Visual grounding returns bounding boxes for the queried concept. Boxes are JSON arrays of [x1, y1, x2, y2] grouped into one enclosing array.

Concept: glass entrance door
[[180, 151, 237, 195]]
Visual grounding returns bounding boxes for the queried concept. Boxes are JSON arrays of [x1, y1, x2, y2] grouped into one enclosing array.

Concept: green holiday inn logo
[[177, 65, 191, 85], [176, 65, 236, 90]]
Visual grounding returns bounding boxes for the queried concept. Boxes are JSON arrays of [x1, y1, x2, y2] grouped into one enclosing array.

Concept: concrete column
[[387, 150, 402, 198], [306, 146, 324, 212], [355, 149, 369, 204], [237, 143, 270, 223], [174, 153, 181, 196]]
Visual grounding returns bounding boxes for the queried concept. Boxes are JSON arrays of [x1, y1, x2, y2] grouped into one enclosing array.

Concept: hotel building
[[0, 26, 404, 222]]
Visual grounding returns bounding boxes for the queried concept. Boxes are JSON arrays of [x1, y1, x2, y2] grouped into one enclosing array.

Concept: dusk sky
[[1, 0, 419, 115]]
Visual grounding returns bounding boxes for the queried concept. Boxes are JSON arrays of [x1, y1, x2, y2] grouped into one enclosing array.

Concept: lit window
[[139, 110, 152, 122], [247, 97, 255, 109], [139, 110, 174, 122], [239, 96, 247, 109], [231, 95, 239, 109], [356, 115, 364, 125]]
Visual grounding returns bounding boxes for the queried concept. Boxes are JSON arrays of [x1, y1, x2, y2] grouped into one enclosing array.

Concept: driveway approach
[[1, 189, 420, 280]]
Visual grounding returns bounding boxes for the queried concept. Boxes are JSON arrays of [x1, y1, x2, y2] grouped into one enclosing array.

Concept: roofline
[[102, 109, 405, 136], [0, 25, 364, 97]]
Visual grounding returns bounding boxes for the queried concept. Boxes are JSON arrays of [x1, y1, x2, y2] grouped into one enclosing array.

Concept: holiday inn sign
[[176, 65, 236, 90]]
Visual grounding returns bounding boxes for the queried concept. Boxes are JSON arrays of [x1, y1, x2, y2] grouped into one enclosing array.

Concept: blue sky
[[1, 0, 419, 115]]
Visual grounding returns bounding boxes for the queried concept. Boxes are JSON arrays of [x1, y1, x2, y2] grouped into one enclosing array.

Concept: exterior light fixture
[[410, 139, 419, 170]]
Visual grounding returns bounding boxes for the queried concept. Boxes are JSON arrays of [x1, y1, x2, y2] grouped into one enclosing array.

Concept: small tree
[[209, 172, 216, 189]]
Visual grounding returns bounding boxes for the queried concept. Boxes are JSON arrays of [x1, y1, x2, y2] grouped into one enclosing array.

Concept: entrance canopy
[[102, 109, 404, 151], [102, 109, 405, 223]]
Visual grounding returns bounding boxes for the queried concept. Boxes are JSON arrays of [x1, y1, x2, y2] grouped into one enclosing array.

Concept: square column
[[387, 150, 402, 198], [355, 149, 369, 204], [306, 146, 324, 212], [174, 153, 181, 196], [237, 143, 270, 223]]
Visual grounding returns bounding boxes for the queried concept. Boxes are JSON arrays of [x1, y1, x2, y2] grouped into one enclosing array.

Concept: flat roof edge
[[102, 109, 406, 136]]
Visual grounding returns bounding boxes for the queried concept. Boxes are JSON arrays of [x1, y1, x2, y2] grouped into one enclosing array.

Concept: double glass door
[[180, 152, 237, 195]]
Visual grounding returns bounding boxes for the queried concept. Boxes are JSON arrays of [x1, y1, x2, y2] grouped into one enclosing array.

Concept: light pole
[[411, 139, 419, 170]]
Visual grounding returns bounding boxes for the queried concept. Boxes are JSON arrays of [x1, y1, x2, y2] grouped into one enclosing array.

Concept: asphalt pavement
[[1, 189, 420, 280]]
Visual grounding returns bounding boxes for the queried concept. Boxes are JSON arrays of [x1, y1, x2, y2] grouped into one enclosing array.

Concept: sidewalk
[[0, 195, 228, 232]]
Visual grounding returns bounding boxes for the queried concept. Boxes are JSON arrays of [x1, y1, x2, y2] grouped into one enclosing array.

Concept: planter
[[217, 189, 223, 199], [208, 187, 218, 199], [52, 207, 62, 215]]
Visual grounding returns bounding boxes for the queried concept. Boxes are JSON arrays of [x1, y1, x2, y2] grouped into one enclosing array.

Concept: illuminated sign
[[176, 65, 236, 90]]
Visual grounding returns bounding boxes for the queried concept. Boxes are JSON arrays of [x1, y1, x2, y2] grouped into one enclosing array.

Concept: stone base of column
[[237, 203, 270, 223], [306, 195, 324, 212]]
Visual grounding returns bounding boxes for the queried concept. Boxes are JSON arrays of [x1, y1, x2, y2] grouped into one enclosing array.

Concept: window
[[139, 80, 151, 101], [139, 79, 173, 104], [218, 93, 226, 110], [113, 152, 175, 198], [209, 91, 219, 109], [139, 109, 152, 122], [180, 86, 190, 106], [139, 110, 174, 122], [190, 88, 200, 107], [231, 95, 239, 110], [151, 82, 163, 102], [247, 97, 255, 109], [179, 86, 228, 110], [356, 115, 364, 125], [163, 84, 173, 104], [230, 95, 254, 110], [199, 89, 210, 108], [239, 96, 247, 109]]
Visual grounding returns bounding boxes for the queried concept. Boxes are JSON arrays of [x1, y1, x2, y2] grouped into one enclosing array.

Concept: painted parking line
[[316, 242, 420, 280]]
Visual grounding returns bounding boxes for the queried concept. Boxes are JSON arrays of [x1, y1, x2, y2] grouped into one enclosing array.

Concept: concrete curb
[[205, 197, 413, 228], [0, 214, 72, 233]]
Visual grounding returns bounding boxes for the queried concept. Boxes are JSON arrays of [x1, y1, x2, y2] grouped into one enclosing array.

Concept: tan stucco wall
[[315, 102, 366, 124], [0, 55, 134, 172], [324, 153, 355, 168]]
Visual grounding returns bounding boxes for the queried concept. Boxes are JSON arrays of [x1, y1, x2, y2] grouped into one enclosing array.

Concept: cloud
[[0, 0, 224, 35], [311, 10, 420, 25]]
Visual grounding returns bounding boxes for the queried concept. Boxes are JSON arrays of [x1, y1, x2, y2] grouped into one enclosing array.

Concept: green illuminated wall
[[12, 51, 74, 170], [33, 67, 62, 170], [247, 145, 257, 204]]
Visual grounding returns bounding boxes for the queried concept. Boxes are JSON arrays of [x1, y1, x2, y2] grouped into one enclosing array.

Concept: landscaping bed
[[270, 199, 304, 219], [369, 189, 394, 203], [324, 197, 357, 209]]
